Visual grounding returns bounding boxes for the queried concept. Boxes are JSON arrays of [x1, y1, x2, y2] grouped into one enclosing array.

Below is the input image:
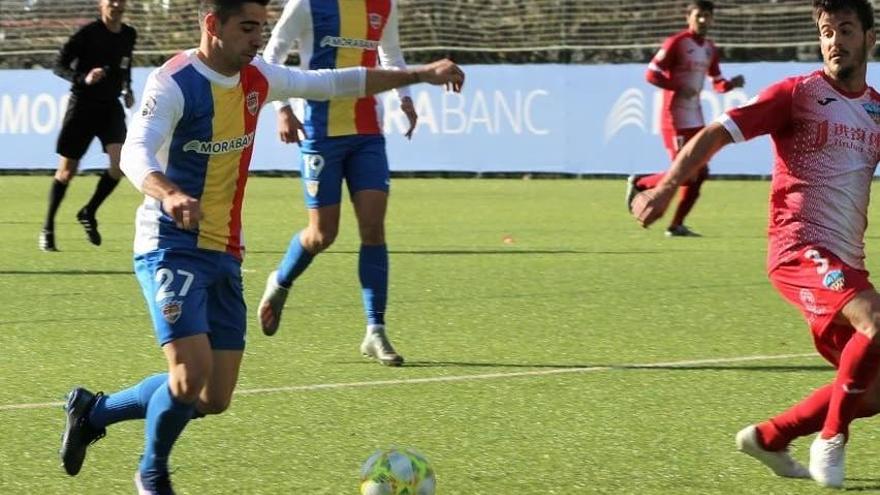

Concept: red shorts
[[769, 246, 872, 367], [661, 127, 702, 160]]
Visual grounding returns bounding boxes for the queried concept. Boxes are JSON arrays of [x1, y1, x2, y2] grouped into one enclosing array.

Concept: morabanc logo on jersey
[[369, 13, 383, 29], [319, 35, 380, 50], [862, 102, 880, 125], [183, 132, 255, 155]]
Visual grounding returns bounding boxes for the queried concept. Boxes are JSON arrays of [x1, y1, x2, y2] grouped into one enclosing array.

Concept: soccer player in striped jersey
[[633, 0, 880, 488], [627, 0, 744, 237], [257, 0, 417, 366], [56, 1, 464, 493]]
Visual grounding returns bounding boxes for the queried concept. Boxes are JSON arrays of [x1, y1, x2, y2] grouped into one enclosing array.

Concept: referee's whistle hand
[[85, 67, 107, 85]]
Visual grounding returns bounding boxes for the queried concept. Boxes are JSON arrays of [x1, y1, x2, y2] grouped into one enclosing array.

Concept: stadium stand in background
[[0, 0, 873, 68]]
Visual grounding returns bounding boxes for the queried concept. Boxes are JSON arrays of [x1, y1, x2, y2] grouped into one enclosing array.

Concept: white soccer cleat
[[735, 425, 810, 479], [360, 325, 404, 367], [625, 174, 642, 213], [809, 433, 846, 488], [258, 270, 289, 336]]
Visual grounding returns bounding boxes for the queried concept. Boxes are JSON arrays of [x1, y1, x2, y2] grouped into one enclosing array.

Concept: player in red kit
[[626, 0, 744, 237], [632, 0, 880, 488]]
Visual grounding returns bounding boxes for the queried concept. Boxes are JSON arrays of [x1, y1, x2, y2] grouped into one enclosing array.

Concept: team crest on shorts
[[369, 13, 383, 30], [161, 300, 183, 324], [823, 270, 846, 291], [303, 154, 325, 178], [246, 91, 260, 116], [306, 180, 320, 197]]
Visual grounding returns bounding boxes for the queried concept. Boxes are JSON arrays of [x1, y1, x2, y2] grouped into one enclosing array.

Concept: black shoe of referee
[[76, 208, 102, 246]]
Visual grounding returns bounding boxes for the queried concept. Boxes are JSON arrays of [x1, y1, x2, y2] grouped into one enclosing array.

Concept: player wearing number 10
[[55, 1, 464, 493], [632, 0, 880, 488]]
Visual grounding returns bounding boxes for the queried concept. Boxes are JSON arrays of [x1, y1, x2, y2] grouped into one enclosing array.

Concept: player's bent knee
[[303, 230, 337, 252], [168, 374, 209, 403], [199, 396, 232, 415]]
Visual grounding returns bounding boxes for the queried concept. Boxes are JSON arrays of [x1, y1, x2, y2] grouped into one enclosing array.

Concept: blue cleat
[[60, 387, 106, 476]]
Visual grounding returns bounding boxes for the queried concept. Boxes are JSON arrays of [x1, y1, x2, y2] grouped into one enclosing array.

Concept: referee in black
[[40, 0, 137, 252]]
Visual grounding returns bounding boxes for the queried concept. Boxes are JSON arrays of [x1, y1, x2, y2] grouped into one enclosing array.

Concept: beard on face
[[827, 42, 867, 81]]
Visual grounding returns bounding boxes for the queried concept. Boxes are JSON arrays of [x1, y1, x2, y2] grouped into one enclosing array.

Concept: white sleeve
[[263, 0, 304, 65], [256, 56, 367, 102], [377, 0, 410, 101], [120, 69, 183, 192], [264, 0, 306, 111]]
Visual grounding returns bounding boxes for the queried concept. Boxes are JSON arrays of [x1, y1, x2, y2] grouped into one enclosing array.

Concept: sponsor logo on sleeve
[[141, 95, 157, 118]]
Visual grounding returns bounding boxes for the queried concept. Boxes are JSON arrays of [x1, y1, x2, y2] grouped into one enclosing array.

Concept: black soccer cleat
[[135, 469, 176, 495], [60, 387, 106, 476], [39, 229, 58, 252], [76, 208, 102, 246]]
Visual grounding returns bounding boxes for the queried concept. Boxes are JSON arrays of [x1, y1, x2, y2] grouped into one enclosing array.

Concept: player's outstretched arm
[[631, 122, 733, 228], [264, 58, 464, 103], [365, 59, 464, 96]]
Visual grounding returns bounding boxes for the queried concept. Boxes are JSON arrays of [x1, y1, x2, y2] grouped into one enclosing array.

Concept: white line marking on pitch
[[0, 352, 819, 412]]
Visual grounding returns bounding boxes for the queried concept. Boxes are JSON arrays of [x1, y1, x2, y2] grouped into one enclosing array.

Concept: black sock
[[83, 170, 120, 215], [43, 178, 69, 231]]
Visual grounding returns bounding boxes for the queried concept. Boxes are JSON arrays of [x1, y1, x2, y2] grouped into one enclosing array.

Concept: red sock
[[757, 385, 831, 451], [635, 172, 665, 190], [757, 383, 880, 450], [670, 184, 701, 226], [822, 332, 880, 438]]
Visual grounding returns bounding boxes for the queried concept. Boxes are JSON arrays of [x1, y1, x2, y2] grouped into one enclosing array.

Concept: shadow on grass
[[248, 248, 666, 256], [336, 361, 829, 373], [843, 480, 880, 492]]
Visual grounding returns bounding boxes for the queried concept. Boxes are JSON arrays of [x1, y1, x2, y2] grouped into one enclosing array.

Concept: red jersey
[[717, 70, 880, 272], [647, 30, 735, 130]]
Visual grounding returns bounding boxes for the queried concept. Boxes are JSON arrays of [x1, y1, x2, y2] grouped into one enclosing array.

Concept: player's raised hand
[[416, 59, 465, 92], [401, 96, 418, 139], [630, 187, 676, 228], [277, 106, 306, 144], [730, 75, 745, 88], [163, 191, 203, 231]]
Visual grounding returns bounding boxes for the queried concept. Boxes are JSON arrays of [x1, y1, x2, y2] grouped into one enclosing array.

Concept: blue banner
[[0, 63, 854, 174]]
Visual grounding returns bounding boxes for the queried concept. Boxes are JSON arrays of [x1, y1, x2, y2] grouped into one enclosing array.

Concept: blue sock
[[139, 384, 194, 475], [359, 244, 388, 326], [88, 373, 168, 429], [276, 231, 314, 288]]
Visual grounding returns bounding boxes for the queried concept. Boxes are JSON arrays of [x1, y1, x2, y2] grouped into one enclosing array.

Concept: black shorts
[[56, 97, 127, 160]]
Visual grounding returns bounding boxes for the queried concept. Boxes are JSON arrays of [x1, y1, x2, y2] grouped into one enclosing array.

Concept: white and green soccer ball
[[359, 447, 436, 495]]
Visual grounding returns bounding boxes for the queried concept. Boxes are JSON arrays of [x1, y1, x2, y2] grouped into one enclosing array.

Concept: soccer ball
[[359, 447, 436, 495]]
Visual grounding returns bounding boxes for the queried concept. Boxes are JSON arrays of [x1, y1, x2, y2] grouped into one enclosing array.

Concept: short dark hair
[[687, 1, 714, 13], [813, 0, 875, 31], [199, 0, 270, 24]]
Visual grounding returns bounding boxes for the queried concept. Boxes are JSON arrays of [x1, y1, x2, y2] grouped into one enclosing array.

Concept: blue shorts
[[134, 249, 246, 350], [299, 135, 390, 209]]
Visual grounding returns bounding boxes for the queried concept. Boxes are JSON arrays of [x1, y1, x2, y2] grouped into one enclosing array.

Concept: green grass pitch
[[2, 175, 880, 494]]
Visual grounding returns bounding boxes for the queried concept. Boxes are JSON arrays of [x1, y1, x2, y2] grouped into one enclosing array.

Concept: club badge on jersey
[[862, 102, 880, 125]]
